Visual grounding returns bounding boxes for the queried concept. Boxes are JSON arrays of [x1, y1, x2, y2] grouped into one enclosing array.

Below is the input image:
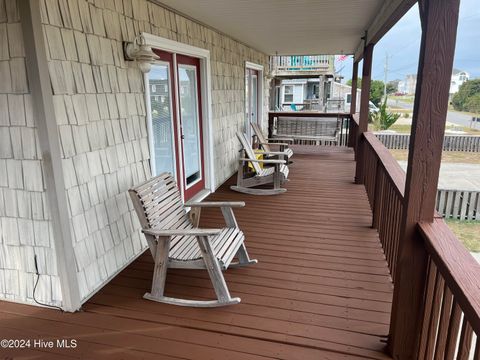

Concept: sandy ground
[[397, 161, 480, 191]]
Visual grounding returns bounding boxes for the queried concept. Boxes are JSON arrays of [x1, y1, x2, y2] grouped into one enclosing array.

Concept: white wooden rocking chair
[[129, 173, 257, 307], [230, 132, 289, 195], [251, 122, 294, 163]]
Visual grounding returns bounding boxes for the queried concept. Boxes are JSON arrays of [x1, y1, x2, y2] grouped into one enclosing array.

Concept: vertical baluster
[[390, 192, 400, 278], [418, 259, 437, 359], [474, 339, 480, 360], [444, 301, 461, 360], [457, 320, 473, 360], [433, 285, 454, 359], [424, 269, 445, 359]]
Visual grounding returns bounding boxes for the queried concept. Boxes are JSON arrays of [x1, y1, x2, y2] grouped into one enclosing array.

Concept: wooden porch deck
[[0, 146, 394, 359]]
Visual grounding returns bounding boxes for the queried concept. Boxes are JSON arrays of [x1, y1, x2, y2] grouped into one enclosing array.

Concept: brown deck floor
[[0, 146, 393, 359]]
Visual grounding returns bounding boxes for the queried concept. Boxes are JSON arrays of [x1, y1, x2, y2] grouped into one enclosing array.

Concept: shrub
[[371, 97, 401, 130]]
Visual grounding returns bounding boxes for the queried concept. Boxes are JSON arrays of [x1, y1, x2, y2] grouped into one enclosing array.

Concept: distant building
[[397, 74, 417, 95], [398, 69, 469, 97], [449, 69, 469, 96], [276, 78, 360, 112]]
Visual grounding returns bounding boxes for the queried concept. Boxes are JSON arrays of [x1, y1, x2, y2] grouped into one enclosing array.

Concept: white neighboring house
[[450, 69, 469, 96], [329, 81, 361, 113], [397, 70, 469, 97], [279, 78, 360, 112], [280, 79, 309, 108]]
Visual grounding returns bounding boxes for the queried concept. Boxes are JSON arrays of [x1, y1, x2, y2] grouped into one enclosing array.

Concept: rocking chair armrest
[[143, 228, 222, 237], [240, 158, 286, 164], [185, 201, 245, 208], [259, 142, 289, 147], [254, 150, 288, 156], [267, 137, 294, 143]]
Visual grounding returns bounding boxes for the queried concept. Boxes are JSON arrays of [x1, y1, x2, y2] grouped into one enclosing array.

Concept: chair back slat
[[129, 173, 190, 230], [251, 123, 271, 153], [236, 132, 262, 174]]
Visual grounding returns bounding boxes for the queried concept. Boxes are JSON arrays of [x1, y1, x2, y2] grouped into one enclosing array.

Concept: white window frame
[[144, 61, 177, 180], [245, 61, 264, 139], [142, 32, 215, 195], [284, 85, 294, 103]]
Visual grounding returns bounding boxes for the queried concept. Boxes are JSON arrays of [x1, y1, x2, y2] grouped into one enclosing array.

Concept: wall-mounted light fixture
[[123, 34, 159, 73]]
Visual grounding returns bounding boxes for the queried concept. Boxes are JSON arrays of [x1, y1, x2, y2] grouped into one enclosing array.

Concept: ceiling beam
[[354, 0, 417, 61]]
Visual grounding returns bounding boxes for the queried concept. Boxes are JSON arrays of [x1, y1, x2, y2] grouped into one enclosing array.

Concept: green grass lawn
[[391, 95, 415, 103], [445, 219, 480, 253], [384, 123, 480, 135], [389, 149, 480, 164]]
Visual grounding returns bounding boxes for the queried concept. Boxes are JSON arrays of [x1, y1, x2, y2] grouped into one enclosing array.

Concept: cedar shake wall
[[0, 1, 62, 306], [1, 0, 269, 306]]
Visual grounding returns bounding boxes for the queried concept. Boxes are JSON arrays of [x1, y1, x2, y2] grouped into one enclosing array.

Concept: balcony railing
[[350, 116, 480, 358], [270, 55, 332, 73]]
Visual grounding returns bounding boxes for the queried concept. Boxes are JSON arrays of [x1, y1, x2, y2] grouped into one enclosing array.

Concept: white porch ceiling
[[154, 0, 385, 55]]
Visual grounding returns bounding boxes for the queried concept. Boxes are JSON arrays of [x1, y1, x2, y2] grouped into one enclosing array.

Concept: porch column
[[19, 0, 81, 311], [350, 61, 359, 114], [354, 44, 373, 184], [388, 0, 460, 357]]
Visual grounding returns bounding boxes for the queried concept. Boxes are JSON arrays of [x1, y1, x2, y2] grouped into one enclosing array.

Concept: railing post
[[268, 112, 275, 139], [354, 44, 374, 184], [388, 0, 461, 358], [350, 61, 359, 115]]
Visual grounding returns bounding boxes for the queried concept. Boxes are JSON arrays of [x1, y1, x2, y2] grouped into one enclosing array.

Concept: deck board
[[0, 146, 393, 359]]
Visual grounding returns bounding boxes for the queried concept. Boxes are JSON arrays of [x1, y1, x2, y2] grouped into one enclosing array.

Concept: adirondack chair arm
[[142, 228, 223, 237], [239, 158, 285, 164], [267, 137, 294, 143], [259, 142, 289, 147], [254, 150, 288, 156], [185, 201, 245, 208]]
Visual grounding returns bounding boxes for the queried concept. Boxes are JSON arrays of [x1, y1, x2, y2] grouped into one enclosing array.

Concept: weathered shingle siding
[[1, 0, 269, 305], [0, 1, 62, 306], [41, 0, 150, 301]]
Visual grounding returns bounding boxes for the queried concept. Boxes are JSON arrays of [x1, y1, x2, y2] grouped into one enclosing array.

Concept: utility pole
[[383, 52, 389, 100]]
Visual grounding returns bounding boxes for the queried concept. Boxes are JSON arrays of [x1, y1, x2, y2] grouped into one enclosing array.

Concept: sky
[[336, 0, 480, 83]]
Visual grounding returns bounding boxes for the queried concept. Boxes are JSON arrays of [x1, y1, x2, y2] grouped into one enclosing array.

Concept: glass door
[[176, 54, 205, 200], [245, 68, 259, 140], [147, 50, 179, 181]]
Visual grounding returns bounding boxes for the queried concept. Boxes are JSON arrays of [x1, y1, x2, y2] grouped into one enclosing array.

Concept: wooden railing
[[354, 129, 480, 358], [417, 219, 480, 359], [348, 114, 359, 150], [362, 132, 405, 280], [270, 55, 331, 72]]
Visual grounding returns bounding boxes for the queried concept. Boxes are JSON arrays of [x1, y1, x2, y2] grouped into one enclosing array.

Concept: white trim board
[[245, 61, 265, 136], [142, 32, 215, 193]]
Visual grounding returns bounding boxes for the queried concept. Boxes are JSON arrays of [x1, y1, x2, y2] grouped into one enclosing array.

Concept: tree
[[345, 77, 384, 106], [465, 94, 480, 114], [452, 79, 480, 111], [346, 78, 362, 88], [386, 81, 398, 94], [370, 96, 400, 130], [370, 80, 384, 106]]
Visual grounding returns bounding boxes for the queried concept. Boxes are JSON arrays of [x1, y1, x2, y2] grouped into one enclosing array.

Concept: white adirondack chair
[[129, 173, 257, 307], [230, 132, 289, 195], [251, 122, 294, 163]]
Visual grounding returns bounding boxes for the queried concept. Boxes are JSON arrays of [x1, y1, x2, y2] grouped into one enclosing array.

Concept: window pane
[[149, 64, 175, 177], [178, 65, 201, 186]]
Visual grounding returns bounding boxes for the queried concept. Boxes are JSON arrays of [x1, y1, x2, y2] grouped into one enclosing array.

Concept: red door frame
[[149, 50, 205, 201], [176, 54, 205, 201]]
